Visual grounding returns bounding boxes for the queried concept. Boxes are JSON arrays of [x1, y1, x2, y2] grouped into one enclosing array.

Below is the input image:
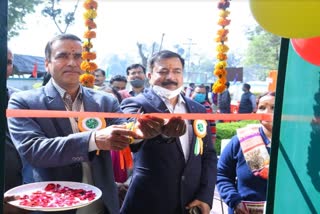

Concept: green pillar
[[267, 39, 320, 213]]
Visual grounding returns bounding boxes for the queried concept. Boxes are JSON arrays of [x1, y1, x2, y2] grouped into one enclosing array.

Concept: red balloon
[[291, 37, 320, 66]]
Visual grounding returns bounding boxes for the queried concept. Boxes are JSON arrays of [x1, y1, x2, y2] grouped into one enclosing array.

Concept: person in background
[[217, 91, 275, 214], [191, 84, 216, 145], [110, 74, 127, 91], [185, 82, 195, 97], [121, 50, 217, 214], [126, 63, 146, 96], [218, 81, 231, 113], [7, 34, 163, 214], [42, 72, 52, 86], [94, 68, 107, 90], [4, 48, 26, 214], [238, 83, 256, 113]]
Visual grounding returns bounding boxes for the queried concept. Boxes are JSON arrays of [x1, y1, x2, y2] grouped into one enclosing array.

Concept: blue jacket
[[217, 127, 269, 214], [120, 89, 217, 214], [8, 80, 123, 214]]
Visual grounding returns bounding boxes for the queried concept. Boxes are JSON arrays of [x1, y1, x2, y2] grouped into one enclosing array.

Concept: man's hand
[[162, 116, 186, 137], [186, 199, 210, 214], [134, 115, 165, 139], [95, 124, 139, 150]]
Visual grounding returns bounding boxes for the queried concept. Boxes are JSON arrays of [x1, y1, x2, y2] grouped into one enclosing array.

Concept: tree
[[242, 25, 281, 80], [8, 0, 43, 39], [41, 0, 80, 34]]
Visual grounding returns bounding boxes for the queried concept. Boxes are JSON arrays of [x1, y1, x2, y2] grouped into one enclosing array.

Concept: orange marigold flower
[[215, 36, 228, 43], [217, 29, 229, 37], [80, 61, 98, 72], [82, 51, 96, 60], [79, 73, 95, 88], [217, 53, 228, 61], [212, 80, 226, 94], [84, 30, 96, 39], [218, 18, 231, 27], [213, 69, 228, 77], [83, 0, 98, 10], [85, 19, 97, 29]]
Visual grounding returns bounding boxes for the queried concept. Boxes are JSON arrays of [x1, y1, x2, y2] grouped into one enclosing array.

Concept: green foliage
[[215, 120, 259, 155], [8, 0, 43, 39], [242, 25, 281, 80], [41, 0, 80, 34]]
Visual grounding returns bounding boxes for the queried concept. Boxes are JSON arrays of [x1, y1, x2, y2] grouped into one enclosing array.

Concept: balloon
[[291, 37, 320, 66], [250, 0, 320, 38]]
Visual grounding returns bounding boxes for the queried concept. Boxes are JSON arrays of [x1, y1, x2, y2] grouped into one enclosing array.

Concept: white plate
[[4, 181, 102, 212]]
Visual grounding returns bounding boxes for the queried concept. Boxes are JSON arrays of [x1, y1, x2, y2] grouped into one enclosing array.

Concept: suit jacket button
[[181, 176, 185, 181]]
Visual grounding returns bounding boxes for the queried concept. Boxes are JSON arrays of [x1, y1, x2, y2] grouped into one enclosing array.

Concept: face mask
[[193, 93, 206, 103], [153, 85, 184, 99], [130, 79, 145, 88]]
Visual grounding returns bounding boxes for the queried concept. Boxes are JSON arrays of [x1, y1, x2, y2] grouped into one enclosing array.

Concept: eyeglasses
[[7, 59, 13, 65]]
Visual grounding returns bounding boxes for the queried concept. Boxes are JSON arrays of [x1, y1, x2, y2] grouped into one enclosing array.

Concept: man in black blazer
[[120, 50, 217, 214]]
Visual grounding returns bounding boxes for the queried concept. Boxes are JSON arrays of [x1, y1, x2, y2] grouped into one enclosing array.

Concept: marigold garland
[[213, 0, 231, 94], [80, 0, 98, 88]]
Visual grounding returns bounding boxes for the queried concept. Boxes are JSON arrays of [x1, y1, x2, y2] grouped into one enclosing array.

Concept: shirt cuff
[[88, 132, 99, 152], [132, 139, 143, 144]]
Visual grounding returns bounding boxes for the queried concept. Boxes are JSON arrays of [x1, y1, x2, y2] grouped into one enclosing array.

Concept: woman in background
[[217, 91, 275, 214]]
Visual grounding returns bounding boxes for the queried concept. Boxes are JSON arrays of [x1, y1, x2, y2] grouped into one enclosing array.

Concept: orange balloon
[[291, 37, 320, 66]]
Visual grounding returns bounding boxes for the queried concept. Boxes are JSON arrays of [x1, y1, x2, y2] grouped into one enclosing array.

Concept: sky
[[8, 0, 258, 68]]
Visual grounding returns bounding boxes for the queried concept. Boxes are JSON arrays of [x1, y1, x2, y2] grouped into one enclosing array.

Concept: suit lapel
[[82, 88, 99, 112], [143, 89, 170, 113], [144, 90, 185, 155], [44, 81, 73, 136]]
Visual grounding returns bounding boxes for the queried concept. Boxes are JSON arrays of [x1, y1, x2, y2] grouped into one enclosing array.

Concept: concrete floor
[[210, 188, 228, 214]]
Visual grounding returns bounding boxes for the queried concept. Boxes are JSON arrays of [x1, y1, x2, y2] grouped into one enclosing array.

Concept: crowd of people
[[3, 33, 275, 214]]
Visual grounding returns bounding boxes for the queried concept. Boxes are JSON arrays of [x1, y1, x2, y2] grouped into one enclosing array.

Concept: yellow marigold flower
[[217, 18, 231, 27], [219, 10, 230, 18], [213, 68, 228, 77], [83, 0, 98, 10], [80, 61, 98, 72], [215, 61, 227, 70], [217, 53, 227, 61], [85, 19, 97, 29], [217, 29, 229, 37], [212, 81, 226, 94], [216, 44, 229, 53], [83, 41, 93, 49], [83, 9, 97, 19], [215, 36, 228, 43], [212, 77, 227, 93], [84, 30, 96, 39], [79, 73, 95, 88], [82, 51, 96, 60]]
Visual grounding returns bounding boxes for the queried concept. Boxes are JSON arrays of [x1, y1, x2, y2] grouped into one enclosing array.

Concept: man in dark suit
[[120, 50, 217, 214], [7, 34, 163, 214], [4, 48, 27, 214]]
